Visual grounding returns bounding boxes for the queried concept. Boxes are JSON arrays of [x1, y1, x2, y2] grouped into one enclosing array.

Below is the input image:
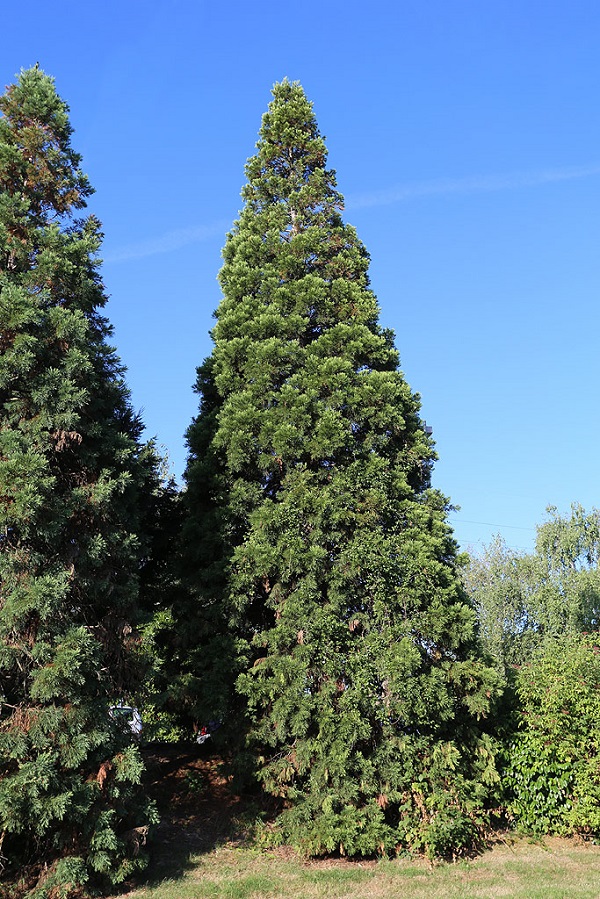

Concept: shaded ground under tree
[[136, 744, 279, 887]]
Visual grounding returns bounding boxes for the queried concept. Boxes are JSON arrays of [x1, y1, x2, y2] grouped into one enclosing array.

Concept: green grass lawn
[[106, 748, 600, 899], [117, 837, 600, 899]]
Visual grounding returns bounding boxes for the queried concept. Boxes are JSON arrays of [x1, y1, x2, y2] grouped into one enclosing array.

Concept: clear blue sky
[[4, 1, 600, 554]]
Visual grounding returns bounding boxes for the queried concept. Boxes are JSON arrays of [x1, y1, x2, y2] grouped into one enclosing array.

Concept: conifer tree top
[[241, 80, 343, 223], [0, 66, 91, 220]]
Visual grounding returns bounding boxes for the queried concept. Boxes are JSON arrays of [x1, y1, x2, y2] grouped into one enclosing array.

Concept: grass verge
[[109, 746, 600, 899], [116, 836, 600, 899]]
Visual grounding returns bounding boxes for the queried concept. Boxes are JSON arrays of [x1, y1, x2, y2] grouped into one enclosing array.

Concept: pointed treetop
[[257, 79, 321, 150], [242, 79, 342, 217], [0, 66, 91, 218]]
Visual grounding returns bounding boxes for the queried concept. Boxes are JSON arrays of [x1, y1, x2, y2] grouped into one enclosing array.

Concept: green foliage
[[184, 768, 209, 795], [503, 634, 600, 835], [182, 80, 501, 858], [462, 505, 600, 671], [464, 507, 600, 837], [534, 504, 600, 633], [0, 67, 160, 894], [133, 474, 192, 743]]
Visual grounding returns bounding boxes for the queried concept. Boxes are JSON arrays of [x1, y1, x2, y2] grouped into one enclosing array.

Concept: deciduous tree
[[463, 504, 600, 671]]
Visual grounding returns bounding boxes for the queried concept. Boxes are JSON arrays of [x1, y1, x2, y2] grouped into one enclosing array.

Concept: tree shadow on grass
[[132, 743, 268, 888]]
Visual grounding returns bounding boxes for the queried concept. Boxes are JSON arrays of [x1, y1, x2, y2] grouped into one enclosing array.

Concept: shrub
[[503, 634, 600, 835]]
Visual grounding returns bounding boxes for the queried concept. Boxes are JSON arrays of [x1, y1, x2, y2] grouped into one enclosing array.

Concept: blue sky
[[4, 1, 600, 554]]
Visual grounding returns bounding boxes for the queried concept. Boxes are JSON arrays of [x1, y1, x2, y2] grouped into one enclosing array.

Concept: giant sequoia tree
[[184, 81, 499, 857], [0, 68, 157, 893]]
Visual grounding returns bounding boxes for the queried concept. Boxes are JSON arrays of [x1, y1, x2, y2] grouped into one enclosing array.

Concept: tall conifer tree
[[184, 81, 499, 857], [0, 68, 158, 892]]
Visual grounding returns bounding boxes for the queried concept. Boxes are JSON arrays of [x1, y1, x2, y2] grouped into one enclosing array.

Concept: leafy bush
[[503, 634, 600, 835]]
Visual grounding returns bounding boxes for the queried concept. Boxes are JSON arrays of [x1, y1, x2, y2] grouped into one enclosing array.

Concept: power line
[[457, 537, 533, 553], [449, 517, 535, 532]]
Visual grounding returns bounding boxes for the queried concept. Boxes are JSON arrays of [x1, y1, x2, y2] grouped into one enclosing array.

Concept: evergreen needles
[[182, 81, 500, 858], [0, 67, 159, 892]]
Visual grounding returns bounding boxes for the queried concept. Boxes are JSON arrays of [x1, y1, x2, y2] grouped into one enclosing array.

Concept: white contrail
[[346, 163, 600, 210], [103, 220, 230, 263], [103, 163, 600, 262]]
